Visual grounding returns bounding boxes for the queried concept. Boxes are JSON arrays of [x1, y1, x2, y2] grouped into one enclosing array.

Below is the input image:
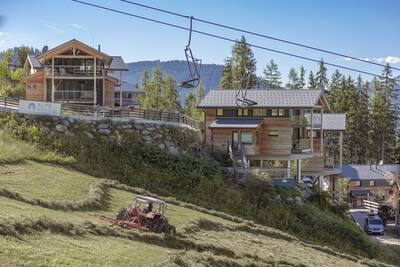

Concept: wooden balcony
[[292, 139, 312, 154], [290, 115, 311, 126], [44, 65, 104, 77], [54, 90, 94, 104]]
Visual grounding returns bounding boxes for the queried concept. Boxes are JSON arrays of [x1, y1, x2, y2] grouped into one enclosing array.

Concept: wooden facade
[[23, 39, 127, 107]]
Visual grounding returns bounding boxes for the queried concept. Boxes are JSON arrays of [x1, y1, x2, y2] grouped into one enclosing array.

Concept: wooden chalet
[[198, 89, 346, 190], [23, 39, 128, 106]]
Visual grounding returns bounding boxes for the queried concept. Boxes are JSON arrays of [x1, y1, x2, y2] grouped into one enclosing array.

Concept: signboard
[[19, 100, 61, 116]]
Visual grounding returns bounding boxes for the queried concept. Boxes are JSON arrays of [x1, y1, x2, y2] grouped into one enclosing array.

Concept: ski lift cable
[[72, 0, 400, 83], [120, 0, 400, 72]]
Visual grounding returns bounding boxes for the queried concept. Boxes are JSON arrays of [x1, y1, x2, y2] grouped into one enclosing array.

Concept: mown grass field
[[0, 131, 394, 266]]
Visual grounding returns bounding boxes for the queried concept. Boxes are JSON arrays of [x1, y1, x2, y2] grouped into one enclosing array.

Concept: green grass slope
[[0, 131, 393, 266]]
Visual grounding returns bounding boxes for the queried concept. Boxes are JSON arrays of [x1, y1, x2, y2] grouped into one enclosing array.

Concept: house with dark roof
[[23, 39, 128, 106], [343, 164, 399, 205], [114, 82, 144, 107], [198, 89, 346, 189]]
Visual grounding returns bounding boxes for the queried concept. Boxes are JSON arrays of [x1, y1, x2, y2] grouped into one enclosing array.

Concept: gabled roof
[[27, 54, 42, 69], [198, 89, 330, 109], [36, 39, 112, 62], [342, 164, 399, 180], [108, 56, 129, 71]]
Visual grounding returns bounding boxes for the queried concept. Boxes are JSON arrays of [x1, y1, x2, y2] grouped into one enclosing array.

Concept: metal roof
[[350, 190, 372, 197], [311, 113, 346, 131], [209, 118, 263, 128], [342, 164, 399, 180], [28, 54, 42, 69], [136, 195, 165, 204], [198, 89, 326, 108], [108, 56, 129, 71]]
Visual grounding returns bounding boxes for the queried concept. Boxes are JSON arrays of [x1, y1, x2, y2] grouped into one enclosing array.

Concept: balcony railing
[[44, 65, 104, 77], [292, 139, 312, 154], [250, 168, 289, 179], [324, 157, 341, 169], [54, 90, 94, 102], [290, 115, 311, 126]]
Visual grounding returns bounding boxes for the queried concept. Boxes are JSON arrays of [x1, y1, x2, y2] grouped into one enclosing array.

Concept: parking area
[[350, 209, 400, 246]]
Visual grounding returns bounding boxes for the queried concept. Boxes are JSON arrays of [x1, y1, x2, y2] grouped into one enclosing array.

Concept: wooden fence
[[0, 96, 200, 129]]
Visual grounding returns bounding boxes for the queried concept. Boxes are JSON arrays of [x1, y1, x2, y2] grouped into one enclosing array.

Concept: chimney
[[98, 45, 101, 52]]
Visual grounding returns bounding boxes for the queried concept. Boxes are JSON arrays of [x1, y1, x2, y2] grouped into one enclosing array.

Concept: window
[[268, 130, 279, 137], [354, 181, 361, 186], [369, 180, 375, 187], [272, 108, 285, 117], [216, 109, 224, 116], [28, 84, 36, 90], [253, 108, 267, 117], [238, 108, 249, 116], [249, 160, 261, 167], [240, 132, 253, 144]]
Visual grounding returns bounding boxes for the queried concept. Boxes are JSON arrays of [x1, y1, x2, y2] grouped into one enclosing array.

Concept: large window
[[369, 181, 375, 187], [216, 109, 224, 116], [253, 108, 267, 117], [240, 132, 253, 144], [271, 108, 285, 117], [268, 130, 279, 137], [354, 181, 361, 187], [238, 108, 249, 116]]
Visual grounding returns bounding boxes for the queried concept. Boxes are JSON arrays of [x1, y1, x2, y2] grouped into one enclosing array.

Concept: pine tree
[[192, 83, 206, 121], [220, 57, 233, 89], [297, 66, 306, 89], [17, 46, 30, 66], [354, 75, 370, 163], [369, 64, 398, 162], [327, 69, 343, 111], [308, 71, 316, 89], [219, 36, 257, 89], [142, 66, 164, 111], [231, 36, 257, 89], [315, 59, 329, 90], [162, 75, 180, 112], [286, 68, 300, 89], [262, 59, 282, 89], [184, 91, 197, 117]]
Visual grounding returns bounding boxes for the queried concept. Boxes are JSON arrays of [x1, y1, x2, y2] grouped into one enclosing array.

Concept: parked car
[[364, 214, 384, 235]]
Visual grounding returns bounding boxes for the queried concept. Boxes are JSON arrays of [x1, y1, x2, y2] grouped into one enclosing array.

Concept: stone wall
[[10, 113, 201, 156]]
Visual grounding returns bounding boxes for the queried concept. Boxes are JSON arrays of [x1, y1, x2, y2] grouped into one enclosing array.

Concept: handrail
[[227, 142, 238, 175], [0, 96, 200, 129]]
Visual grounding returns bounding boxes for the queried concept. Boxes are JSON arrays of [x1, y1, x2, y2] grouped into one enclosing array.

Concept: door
[[232, 131, 239, 149]]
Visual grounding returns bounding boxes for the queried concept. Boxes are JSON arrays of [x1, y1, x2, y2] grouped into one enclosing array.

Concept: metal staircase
[[228, 143, 249, 181]]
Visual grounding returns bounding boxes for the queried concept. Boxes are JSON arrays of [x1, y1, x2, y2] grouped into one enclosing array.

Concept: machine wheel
[[166, 225, 176, 237], [152, 219, 163, 233], [115, 208, 129, 221]]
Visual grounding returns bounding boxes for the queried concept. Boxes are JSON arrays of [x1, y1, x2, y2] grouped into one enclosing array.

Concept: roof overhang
[[209, 118, 263, 129], [36, 39, 112, 63]]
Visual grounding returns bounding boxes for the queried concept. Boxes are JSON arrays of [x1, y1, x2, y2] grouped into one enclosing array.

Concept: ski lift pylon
[[179, 16, 201, 89]]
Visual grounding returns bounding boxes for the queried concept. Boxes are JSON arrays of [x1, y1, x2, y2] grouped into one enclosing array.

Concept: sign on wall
[[19, 100, 61, 116]]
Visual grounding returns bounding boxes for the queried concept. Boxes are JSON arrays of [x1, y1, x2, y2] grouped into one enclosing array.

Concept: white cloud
[[360, 57, 370, 61], [0, 40, 6, 47], [0, 32, 3, 36], [384, 56, 400, 64], [69, 23, 87, 31]]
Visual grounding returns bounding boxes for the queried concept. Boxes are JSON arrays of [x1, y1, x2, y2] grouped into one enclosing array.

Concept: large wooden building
[[198, 89, 346, 190], [23, 39, 128, 106]]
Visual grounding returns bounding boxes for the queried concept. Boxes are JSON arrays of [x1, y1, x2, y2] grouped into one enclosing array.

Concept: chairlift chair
[[179, 16, 202, 89], [235, 68, 257, 107]]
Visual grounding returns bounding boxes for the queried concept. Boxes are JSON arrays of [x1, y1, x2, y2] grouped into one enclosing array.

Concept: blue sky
[[1, 0, 399, 82]]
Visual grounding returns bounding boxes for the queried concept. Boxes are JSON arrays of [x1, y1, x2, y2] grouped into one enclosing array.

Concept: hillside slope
[[0, 131, 390, 267]]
